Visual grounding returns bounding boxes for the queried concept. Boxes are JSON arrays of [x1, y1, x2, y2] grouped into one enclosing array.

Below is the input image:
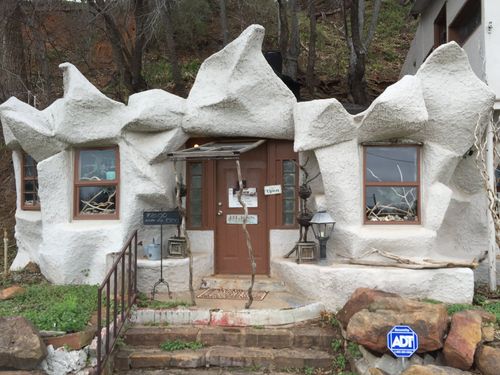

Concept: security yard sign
[[387, 325, 418, 358]]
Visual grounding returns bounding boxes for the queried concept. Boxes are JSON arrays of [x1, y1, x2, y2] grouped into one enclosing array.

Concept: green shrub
[[0, 284, 98, 332], [159, 340, 203, 351]]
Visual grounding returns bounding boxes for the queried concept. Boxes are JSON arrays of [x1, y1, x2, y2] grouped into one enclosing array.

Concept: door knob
[[217, 210, 223, 216]]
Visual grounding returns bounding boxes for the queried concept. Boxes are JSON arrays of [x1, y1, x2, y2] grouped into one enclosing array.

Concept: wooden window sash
[[363, 145, 421, 225], [21, 153, 40, 211], [73, 147, 120, 220]]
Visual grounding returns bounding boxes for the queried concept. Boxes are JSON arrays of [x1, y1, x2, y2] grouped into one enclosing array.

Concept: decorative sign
[[143, 210, 181, 225], [264, 185, 282, 195], [226, 214, 258, 225], [387, 325, 418, 358], [228, 188, 258, 208]]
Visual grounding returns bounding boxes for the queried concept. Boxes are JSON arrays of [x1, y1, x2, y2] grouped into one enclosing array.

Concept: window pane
[[79, 149, 117, 181], [190, 163, 202, 175], [283, 160, 295, 173], [366, 147, 417, 182], [24, 193, 39, 207], [25, 166, 36, 177], [24, 181, 37, 193], [79, 186, 116, 215], [188, 163, 203, 228], [282, 160, 296, 225], [366, 186, 418, 222]]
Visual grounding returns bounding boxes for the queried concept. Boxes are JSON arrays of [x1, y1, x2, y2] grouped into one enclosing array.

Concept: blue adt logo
[[387, 325, 418, 358]]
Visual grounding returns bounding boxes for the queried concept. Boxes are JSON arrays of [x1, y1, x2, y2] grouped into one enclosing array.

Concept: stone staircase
[[114, 324, 336, 373]]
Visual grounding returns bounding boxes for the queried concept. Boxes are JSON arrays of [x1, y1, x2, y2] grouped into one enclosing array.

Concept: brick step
[[123, 325, 336, 351], [114, 346, 333, 371]]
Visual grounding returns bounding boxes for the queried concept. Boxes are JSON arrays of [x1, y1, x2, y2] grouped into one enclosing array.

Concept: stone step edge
[[200, 277, 287, 292], [130, 302, 325, 327], [115, 345, 333, 371], [123, 325, 335, 350]]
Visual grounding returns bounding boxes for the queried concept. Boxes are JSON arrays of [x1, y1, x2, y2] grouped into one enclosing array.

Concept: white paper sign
[[228, 188, 258, 208], [226, 214, 258, 225], [264, 185, 282, 195]]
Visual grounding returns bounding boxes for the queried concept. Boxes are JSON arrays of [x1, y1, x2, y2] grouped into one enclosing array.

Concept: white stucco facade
[[0, 25, 495, 302]]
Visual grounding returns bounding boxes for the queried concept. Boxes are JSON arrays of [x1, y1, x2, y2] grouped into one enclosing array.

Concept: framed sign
[[228, 188, 258, 208], [226, 214, 258, 225], [264, 185, 282, 195], [143, 210, 181, 225]]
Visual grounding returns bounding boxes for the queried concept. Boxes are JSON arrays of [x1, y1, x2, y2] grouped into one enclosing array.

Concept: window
[[449, 0, 481, 46], [187, 162, 203, 228], [434, 4, 447, 48], [21, 153, 40, 210], [282, 160, 297, 225], [74, 147, 119, 219], [364, 145, 420, 224]]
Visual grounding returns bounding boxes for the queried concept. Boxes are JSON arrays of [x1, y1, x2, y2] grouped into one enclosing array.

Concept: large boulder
[[0, 317, 47, 370], [346, 294, 448, 353], [401, 365, 473, 374], [442, 310, 482, 370], [337, 288, 399, 329], [475, 345, 500, 375]]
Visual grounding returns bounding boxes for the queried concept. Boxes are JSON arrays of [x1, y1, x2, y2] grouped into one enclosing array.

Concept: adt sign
[[387, 325, 418, 358]]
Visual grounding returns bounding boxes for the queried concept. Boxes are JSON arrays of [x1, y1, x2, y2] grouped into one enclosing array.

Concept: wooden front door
[[215, 143, 269, 274]]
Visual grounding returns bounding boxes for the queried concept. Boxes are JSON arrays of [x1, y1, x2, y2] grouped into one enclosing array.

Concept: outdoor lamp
[[310, 211, 336, 260]]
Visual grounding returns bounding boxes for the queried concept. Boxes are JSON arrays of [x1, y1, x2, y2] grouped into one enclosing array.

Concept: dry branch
[[339, 247, 480, 269], [236, 160, 256, 309]]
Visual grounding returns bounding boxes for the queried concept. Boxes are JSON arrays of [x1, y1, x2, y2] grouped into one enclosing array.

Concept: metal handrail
[[96, 230, 138, 374]]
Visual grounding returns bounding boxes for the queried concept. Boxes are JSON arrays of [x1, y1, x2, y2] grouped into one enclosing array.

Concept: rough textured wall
[[295, 42, 495, 263]]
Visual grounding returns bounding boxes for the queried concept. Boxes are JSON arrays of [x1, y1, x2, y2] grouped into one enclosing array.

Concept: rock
[[346, 295, 448, 353], [0, 316, 47, 370], [401, 364, 473, 374], [475, 345, 500, 375], [442, 310, 482, 370], [482, 325, 495, 342], [474, 309, 496, 324], [423, 353, 436, 365], [0, 285, 26, 300], [337, 288, 399, 329], [39, 345, 88, 375], [374, 353, 405, 375]]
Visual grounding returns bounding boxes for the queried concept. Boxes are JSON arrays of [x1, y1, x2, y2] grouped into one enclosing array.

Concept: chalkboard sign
[[143, 210, 181, 225]]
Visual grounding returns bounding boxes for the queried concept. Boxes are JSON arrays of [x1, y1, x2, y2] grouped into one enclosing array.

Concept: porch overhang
[[167, 139, 266, 161]]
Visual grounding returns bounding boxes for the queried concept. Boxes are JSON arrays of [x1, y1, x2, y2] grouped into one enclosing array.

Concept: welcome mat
[[196, 288, 268, 301]]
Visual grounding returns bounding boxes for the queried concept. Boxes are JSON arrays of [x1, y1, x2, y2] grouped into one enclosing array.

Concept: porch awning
[[167, 139, 266, 161]]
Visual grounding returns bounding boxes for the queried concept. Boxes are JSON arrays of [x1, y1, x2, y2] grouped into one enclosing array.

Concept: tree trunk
[[306, 0, 317, 96], [0, 1, 29, 103], [130, 0, 148, 93], [276, 0, 289, 73], [219, 0, 229, 46], [162, 2, 185, 96], [284, 0, 300, 80]]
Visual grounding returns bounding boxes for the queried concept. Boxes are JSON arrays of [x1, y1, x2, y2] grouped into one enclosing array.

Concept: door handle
[[217, 210, 223, 216]]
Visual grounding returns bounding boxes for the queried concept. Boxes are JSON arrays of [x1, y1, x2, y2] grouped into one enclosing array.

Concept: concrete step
[[114, 346, 332, 371], [123, 325, 336, 351], [200, 275, 287, 292]]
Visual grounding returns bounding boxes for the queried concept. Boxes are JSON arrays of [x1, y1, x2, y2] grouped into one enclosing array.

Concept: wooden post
[[174, 161, 196, 305], [3, 228, 8, 279], [235, 160, 256, 309], [487, 120, 497, 291]]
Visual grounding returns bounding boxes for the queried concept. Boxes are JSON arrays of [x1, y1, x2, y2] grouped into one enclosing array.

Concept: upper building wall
[[401, 0, 497, 105]]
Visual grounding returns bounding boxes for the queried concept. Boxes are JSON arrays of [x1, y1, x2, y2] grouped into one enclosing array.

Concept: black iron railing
[[96, 230, 138, 374]]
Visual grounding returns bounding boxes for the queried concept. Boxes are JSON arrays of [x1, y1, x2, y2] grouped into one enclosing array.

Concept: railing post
[[97, 287, 102, 375], [134, 231, 138, 297]]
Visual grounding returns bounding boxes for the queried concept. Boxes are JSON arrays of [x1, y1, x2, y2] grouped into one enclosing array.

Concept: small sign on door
[[226, 214, 258, 225], [264, 185, 282, 195], [228, 188, 258, 208]]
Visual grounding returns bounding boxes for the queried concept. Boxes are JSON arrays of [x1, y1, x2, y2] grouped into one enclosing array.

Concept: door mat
[[196, 288, 268, 301]]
